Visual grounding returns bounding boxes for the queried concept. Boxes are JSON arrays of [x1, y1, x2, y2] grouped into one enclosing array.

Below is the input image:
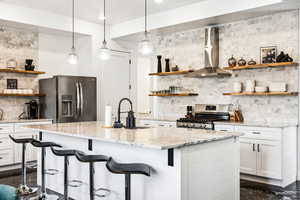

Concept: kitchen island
[[26, 121, 242, 200]]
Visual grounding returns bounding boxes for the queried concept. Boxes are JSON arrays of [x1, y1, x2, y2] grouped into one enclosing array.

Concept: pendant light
[[99, 0, 111, 60], [138, 0, 154, 56], [68, 0, 78, 65]]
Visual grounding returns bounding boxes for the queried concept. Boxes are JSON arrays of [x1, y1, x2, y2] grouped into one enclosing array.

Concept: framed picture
[[260, 46, 277, 64], [7, 79, 18, 89]]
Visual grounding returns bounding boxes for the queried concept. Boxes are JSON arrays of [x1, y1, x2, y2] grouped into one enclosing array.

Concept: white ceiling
[[1, 0, 206, 25]]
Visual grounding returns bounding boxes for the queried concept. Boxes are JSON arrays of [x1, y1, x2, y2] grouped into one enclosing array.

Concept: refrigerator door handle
[[76, 82, 80, 117], [79, 82, 84, 117]]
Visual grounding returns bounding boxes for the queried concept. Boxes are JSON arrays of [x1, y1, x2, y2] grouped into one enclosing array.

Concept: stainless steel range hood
[[185, 27, 231, 78]]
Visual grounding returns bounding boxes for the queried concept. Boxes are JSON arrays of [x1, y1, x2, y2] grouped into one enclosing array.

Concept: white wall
[[38, 33, 81, 77]]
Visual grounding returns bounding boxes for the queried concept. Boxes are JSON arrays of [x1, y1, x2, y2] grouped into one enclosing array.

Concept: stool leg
[[64, 156, 69, 200], [21, 143, 27, 186], [125, 174, 131, 200], [89, 162, 95, 200], [41, 147, 46, 197], [18, 143, 38, 196], [39, 147, 59, 200]]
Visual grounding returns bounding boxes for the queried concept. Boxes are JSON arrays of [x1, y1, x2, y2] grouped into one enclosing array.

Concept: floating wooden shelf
[[0, 68, 46, 75], [0, 93, 45, 97], [149, 70, 194, 76], [149, 93, 198, 97], [223, 62, 298, 71], [223, 92, 298, 96]]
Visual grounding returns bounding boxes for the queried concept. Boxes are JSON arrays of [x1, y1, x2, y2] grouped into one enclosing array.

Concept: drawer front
[[236, 126, 282, 141], [0, 136, 13, 150], [0, 124, 14, 134], [0, 149, 14, 166]]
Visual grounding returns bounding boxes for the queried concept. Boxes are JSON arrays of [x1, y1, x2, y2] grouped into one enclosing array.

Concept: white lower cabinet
[[0, 134, 14, 166], [240, 138, 282, 179], [0, 120, 52, 170], [256, 140, 282, 179], [215, 124, 297, 187], [240, 139, 257, 176]]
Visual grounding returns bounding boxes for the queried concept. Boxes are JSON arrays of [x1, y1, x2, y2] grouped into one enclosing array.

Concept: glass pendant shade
[[99, 42, 111, 60], [139, 34, 154, 56], [68, 47, 78, 65]]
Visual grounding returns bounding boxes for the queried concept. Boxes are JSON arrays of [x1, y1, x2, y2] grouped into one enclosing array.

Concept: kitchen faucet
[[113, 98, 136, 129]]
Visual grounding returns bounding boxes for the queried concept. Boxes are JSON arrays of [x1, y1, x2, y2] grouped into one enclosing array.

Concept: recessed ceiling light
[[154, 0, 164, 4]]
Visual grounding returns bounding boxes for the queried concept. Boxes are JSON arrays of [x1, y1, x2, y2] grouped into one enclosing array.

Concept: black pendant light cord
[[72, 0, 75, 49], [145, 0, 148, 35], [103, 0, 107, 44]]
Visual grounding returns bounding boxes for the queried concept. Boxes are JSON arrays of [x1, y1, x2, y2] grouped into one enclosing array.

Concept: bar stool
[[51, 146, 81, 200], [8, 135, 38, 196], [106, 157, 151, 200], [31, 140, 62, 200], [75, 151, 110, 200]]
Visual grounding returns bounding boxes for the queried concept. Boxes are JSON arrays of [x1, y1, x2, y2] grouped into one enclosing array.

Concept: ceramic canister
[[233, 82, 242, 93], [245, 80, 256, 92]]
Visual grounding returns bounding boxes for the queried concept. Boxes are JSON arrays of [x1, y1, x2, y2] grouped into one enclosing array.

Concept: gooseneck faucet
[[113, 98, 136, 129]]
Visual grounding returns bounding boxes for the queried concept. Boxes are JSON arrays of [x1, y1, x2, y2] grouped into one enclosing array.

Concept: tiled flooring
[[0, 170, 300, 199]]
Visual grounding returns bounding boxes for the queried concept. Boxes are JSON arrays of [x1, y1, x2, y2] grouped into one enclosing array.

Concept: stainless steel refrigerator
[[39, 76, 97, 123]]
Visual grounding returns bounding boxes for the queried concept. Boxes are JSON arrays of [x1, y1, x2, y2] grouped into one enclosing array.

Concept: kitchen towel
[[105, 105, 112, 127]]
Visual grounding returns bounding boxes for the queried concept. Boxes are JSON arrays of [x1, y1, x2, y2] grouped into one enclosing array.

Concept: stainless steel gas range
[[176, 104, 233, 130]]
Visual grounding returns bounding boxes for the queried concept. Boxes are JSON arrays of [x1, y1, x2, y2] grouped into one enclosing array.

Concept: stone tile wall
[[0, 26, 39, 120], [151, 11, 299, 123]]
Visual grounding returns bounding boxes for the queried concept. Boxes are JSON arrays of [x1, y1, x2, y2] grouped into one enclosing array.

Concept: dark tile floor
[[1, 170, 300, 199]]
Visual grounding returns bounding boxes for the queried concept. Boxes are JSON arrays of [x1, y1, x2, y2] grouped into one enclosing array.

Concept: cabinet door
[[256, 140, 282, 179], [240, 139, 257, 175]]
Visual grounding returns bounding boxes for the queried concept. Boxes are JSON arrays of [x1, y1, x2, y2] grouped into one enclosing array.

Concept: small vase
[[248, 59, 257, 65], [157, 55, 162, 73], [228, 55, 237, 67], [165, 58, 170, 72], [238, 58, 247, 66]]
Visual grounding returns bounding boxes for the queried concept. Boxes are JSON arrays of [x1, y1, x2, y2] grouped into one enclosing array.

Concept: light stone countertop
[[214, 121, 298, 128], [25, 121, 242, 150], [138, 118, 298, 128], [0, 119, 53, 124]]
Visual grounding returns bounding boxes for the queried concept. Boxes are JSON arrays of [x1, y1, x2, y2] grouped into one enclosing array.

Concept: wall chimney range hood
[[185, 27, 231, 78]]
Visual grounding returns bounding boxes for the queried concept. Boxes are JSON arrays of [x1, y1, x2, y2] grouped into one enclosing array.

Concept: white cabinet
[[0, 134, 14, 166], [240, 138, 257, 175], [256, 140, 282, 179], [239, 137, 282, 180], [0, 120, 52, 170], [215, 123, 297, 187]]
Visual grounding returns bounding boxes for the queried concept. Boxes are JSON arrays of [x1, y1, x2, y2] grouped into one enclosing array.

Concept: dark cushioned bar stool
[[9, 135, 38, 196], [51, 147, 81, 200], [106, 157, 151, 200], [75, 151, 110, 200], [31, 140, 62, 200]]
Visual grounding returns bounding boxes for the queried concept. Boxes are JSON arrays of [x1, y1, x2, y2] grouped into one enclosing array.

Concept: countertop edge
[[24, 127, 240, 150], [0, 119, 53, 124]]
